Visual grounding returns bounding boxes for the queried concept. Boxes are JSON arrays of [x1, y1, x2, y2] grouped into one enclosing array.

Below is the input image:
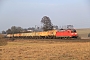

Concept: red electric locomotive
[[56, 29, 78, 38]]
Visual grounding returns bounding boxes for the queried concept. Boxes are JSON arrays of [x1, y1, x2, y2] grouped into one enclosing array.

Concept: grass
[[0, 34, 7, 46], [0, 40, 90, 60]]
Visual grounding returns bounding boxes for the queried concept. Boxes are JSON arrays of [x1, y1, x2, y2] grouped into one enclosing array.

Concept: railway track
[[7, 38, 90, 42]]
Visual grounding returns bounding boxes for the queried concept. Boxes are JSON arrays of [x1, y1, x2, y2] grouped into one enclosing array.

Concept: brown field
[[0, 39, 90, 60], [76, 28, 90, 39]]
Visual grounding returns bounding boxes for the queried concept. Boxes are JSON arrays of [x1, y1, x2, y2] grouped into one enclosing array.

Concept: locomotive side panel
[[63, 30, 71, 37], [56, 29, 78, 38]]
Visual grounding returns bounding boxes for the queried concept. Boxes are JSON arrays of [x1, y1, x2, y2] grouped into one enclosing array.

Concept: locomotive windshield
[[71, 29, 76, 33]]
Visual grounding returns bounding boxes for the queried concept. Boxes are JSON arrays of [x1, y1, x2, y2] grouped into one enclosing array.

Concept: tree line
[[2, 26, 37, 34], [2, 16, 73, 34]]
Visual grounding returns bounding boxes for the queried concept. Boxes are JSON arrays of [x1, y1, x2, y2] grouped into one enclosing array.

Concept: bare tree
[[11, 26, 16, 34], [6, 29, 12, 34], [41, 16, 53, 31], [10, 26, 23, 33], [6, 26, 23, 34], [2, 30, 6, 34], [16, 27, 23, 33]]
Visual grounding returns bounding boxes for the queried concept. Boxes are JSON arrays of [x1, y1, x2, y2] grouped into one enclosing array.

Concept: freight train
[[6, 29, 79, 39]]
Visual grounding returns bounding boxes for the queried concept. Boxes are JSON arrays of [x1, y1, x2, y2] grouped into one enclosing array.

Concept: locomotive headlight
[[75, 33, 77, 34]]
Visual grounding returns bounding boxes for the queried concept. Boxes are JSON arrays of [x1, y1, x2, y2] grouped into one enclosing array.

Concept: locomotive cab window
[[71, 29, 76, 33]]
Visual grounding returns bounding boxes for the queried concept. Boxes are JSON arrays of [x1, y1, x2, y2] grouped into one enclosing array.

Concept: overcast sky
[[0, 0, 90, 31]]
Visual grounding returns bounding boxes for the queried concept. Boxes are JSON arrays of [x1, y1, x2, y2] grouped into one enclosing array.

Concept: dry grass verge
[[0, 34, 7, 46], [0, 39, 90, 60]]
